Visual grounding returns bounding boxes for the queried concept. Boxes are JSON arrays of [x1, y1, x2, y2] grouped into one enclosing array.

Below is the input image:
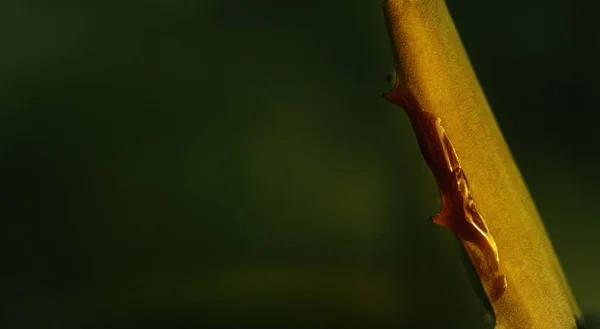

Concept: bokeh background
[[0, 0, 597, 328]]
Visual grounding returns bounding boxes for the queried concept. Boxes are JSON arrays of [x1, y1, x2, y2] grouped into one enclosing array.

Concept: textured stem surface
[[382, 1, 580, 328]]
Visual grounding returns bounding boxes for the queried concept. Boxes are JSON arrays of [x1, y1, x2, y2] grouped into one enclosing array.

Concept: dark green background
[[0, 0, 597, 328]]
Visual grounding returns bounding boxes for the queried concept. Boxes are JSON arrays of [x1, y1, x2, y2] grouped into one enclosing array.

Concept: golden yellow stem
[[382, 0, 580, 328]]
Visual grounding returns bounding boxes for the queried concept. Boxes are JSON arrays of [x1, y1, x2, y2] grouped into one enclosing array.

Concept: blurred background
[[0, 0, 597, 328]]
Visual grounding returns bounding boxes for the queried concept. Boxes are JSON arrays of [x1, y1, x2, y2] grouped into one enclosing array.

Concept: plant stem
[[382, 1, 581, 328]]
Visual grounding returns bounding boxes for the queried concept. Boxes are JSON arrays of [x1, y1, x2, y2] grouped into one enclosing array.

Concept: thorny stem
[[382, 1, 581, 328]]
